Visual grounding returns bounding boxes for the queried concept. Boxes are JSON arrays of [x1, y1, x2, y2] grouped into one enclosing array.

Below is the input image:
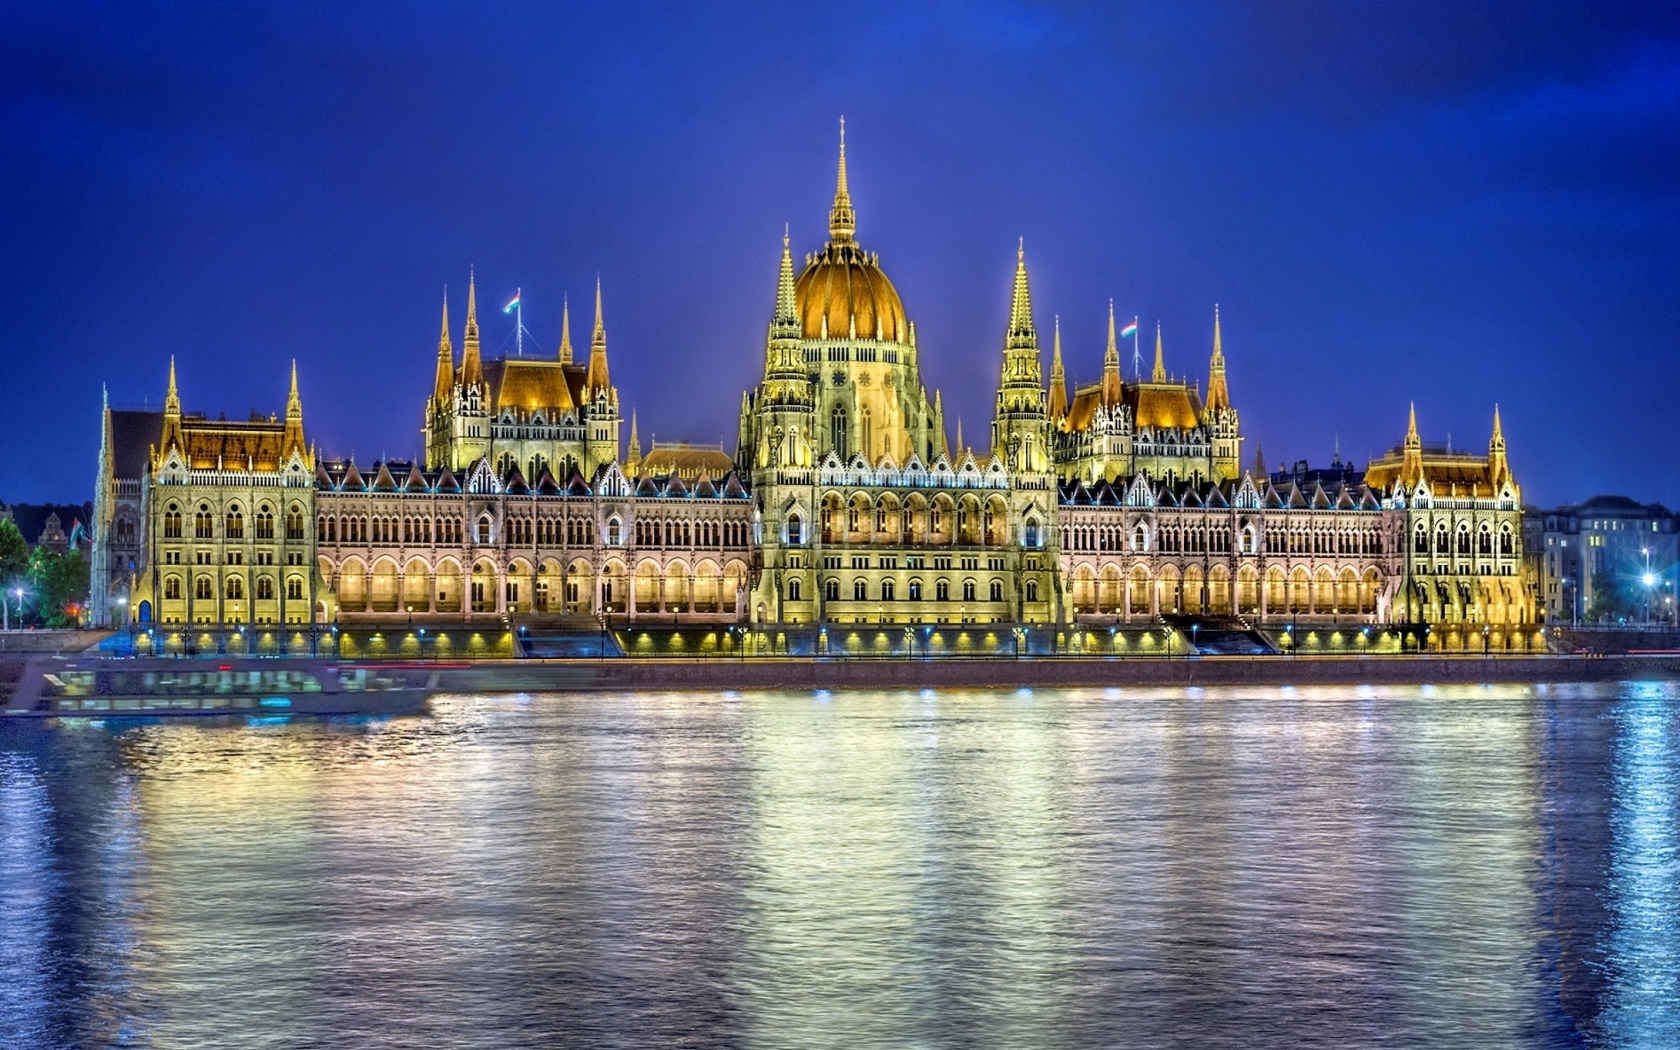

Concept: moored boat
[[1, 657, 440, 719]]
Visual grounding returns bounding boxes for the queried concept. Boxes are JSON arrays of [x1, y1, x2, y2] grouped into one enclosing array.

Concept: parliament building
[[92, 128, 1537, 651]]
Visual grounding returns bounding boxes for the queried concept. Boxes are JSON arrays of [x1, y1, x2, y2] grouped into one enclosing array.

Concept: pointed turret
[[433, 288, 454, 400], [1151, 323, 1167, 383], [461, 270, 483, 389], [586, 276, 612, 399], [934, 389, 948, 457], [627, 411, 642, 474], [1400, 402, 1424, 489], [1049, 316, 1069, 422], [159, 356, 184, 456], [1007, 239, 1033, 337], [1206, 305, 1230, 411], [558, 294, 573, 364], [1488, 404, 1512, 493], [1102, 300, 1123, 405], [829, 117, 855, 242], [283, 359, 308, 464], [992, 240, 1050, 472], [1252, 439, 1266, 481]]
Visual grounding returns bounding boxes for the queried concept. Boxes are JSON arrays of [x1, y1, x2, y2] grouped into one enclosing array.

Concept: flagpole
[[516, 288, 523, 357]]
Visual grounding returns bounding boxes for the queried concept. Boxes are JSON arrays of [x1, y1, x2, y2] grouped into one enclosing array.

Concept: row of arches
[[1413, 520, 1517, 557], [161, 500, 306, 542], [323, 555, 749, 618], [815, 491, 1034, 547], [1067, 562, 1386, 619]]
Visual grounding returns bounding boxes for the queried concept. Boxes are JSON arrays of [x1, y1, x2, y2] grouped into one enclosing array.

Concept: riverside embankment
[[426, 653, 1680, 693]]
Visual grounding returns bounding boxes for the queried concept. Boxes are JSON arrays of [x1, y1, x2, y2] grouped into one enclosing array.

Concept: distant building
[[0, 501, 93, 553], [1527, 496, 1679, 625]]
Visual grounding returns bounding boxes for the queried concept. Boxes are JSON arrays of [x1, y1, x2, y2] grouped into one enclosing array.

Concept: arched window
[[854, 579, 868, 601], [226, 576, 245, 600], [255, 506, 274, 539], [824, 578, 840, 601], [962, 579, 977, 602], [607, 517, 621, 545], [881, 579, 895, 602], [1133, 524, 1147, 552], [256, 576, 275, 600], [1457, 524, 1471, 555], [1025, 580, 1038, 603], [225, 507, 244, 540], [936, 579, 950, 601], [787, 578, 801, 601], [1499, 526, 1514, 556], [287, 576, 304, 600], [195, 577, 213, 600], [830, 404, 849, 460], [195, 505, 214, 539], [908, 579, 923, 601], [477, 515, 493, 544], [1024, 521, 1040, 548], [164, 504, 182, 539], [989, 580, 1003, 602], [164, 576, 182, 600], [860, 407, 872, 462], [787, 514, 803, 545], [287, 504, 305, 540], [1478, 525, 1492, 555]]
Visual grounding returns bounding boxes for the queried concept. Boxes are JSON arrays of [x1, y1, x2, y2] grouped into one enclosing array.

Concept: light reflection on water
[[1, 683, 1677, 1049]]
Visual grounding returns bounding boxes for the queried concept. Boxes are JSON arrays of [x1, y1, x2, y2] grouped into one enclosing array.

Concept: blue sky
[[3, 1, 1677, 507]]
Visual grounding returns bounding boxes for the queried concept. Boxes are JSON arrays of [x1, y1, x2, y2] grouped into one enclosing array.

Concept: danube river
[[2, 684, 1677, 1049]]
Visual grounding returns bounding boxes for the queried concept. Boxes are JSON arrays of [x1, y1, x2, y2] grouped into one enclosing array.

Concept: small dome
[[795, 241, 908, 343]]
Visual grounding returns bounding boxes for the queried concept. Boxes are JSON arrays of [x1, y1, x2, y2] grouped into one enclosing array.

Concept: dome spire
[[829, 117, 856, 242]]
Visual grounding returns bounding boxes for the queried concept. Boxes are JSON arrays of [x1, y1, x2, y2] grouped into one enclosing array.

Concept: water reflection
[[0, 683, 1675, 1049]]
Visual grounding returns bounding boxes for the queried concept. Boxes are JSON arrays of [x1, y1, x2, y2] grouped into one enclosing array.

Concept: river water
[[2, 683, 1677, 1049]]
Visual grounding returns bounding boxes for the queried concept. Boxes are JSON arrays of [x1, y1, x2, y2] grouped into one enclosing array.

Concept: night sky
[[4, 2, 1677, 508]]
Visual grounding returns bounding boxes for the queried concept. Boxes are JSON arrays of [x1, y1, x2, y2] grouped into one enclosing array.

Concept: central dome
[[795, 242, 908, 342], [793, 118, 909, 344]]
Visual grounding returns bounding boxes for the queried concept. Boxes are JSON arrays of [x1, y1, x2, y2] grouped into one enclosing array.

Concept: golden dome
[[795, 242, 908, 343]]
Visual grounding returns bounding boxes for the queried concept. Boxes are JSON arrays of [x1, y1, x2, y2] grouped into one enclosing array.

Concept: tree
[[26, 547, 90, 628], [1586, 567, 1637, 624], [0, 518, 27, 587]]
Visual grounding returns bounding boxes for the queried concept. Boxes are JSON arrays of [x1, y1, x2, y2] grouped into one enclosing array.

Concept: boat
[[1, 656, 441, 719]]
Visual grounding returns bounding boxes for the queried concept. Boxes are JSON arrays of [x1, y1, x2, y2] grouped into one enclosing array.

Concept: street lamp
[[1641, 548, 1654, 625]]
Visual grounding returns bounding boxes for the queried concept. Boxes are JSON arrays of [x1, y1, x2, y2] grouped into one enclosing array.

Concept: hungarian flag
[[1119, 318, 1139, 339], [503, 292, 521, 314]]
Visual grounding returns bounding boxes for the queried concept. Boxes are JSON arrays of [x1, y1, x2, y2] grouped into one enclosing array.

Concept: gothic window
[[1025, 580, 1039, 603], [962, 579, 977, 602], [286, 505, 304, 540], [256, 576, 275, 600], [989, 580, 1003, 602], [1024, 521, 1040, 548], [529, 454, 548, 481], [1435, 524, 1450, 554], [195, 577, 213, 600], [881, 579, 895, 602], [787, 515, 803, 545], [477, 516, 493, 545], [164, 505, 182, 539], [831, 404, 849, 460], [195, 505, 213, 539], [824, 578, 840, 602], [255, 506, 274, 540], [225, 576, 244, 600], [164, 576, 182, 600], [860, 407, 872, 462], [854, 579, 868, 601], [1478, 525, 1492, 556], [1134, 524, 1148, 552], [1500, 526, 1514, 556], [937, 579, 950, 601], [787, 578, 802, 601], [225, 507, 244, 540], [1416, 525, 1429, 554], [287, 576, 304, 600], [1457, 524, 1471, 555], [608, 517, 621, 545]]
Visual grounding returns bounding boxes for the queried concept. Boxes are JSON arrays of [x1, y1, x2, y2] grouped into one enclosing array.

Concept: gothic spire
[[165, 355, 180, 416], [1007, 238, 1034, 337], [1206, 304, 1230, 411], [829, 117, 856, 243], [433, 288, 454, 401], [773, 224, 799, 334], [1102, 300, 1123, 405], [1151, 322, 1166, 383], [627, 410, 642, 472], [1049, 315, 1068, 422], [287, 358, 302, 421], [1400, 402, 1424, 489], [558, 294, 573, 364], [586, 276, 612, 397], [461, 269, 483, 389]]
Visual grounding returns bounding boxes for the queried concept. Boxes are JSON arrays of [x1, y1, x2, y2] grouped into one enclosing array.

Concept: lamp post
[[1641, 548, 1654, 626]]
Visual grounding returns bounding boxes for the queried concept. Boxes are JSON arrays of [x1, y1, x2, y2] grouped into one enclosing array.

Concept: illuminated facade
[[90, 126, 1539, 647]]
